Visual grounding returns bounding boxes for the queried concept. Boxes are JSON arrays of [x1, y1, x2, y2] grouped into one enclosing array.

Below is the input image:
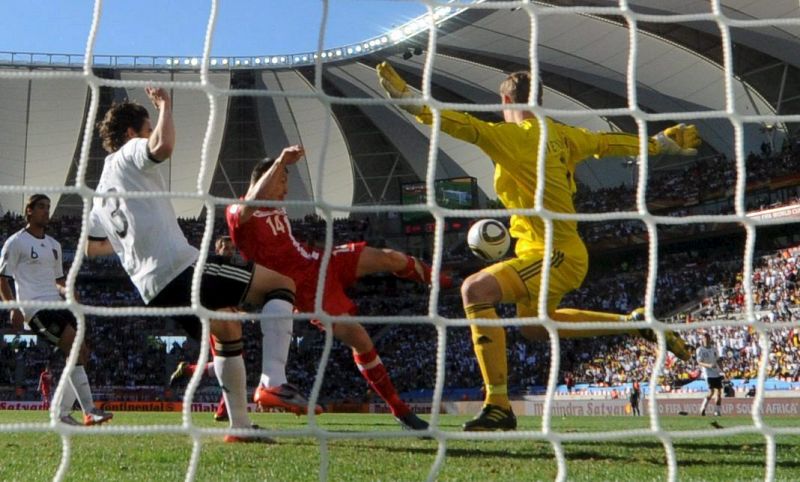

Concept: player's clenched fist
[[145, 86, 171, 110], [376, 61, 428, 116], [278, 144, 305, 165], [653, 123, 700, 156]]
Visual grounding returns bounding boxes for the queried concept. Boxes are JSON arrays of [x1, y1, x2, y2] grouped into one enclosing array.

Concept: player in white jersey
[[0, 194, 112, 426], [696, 332, 724, 416], [86, 87, 297, 444]]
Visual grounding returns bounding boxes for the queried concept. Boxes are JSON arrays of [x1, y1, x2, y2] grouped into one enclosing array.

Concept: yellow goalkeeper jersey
[[417, 110, 659, 253]]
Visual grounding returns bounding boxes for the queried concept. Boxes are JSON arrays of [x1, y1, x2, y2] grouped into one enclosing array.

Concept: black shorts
[[149, 255, 254, 340], [29, 309, 77, 346], [707, 376, 724, 390]]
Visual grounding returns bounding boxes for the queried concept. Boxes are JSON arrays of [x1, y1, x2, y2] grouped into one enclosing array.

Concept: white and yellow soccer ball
[[467, 219, 510, 261]]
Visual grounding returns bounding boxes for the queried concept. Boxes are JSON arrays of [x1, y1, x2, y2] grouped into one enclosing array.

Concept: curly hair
[[97, 101, 150, 153]]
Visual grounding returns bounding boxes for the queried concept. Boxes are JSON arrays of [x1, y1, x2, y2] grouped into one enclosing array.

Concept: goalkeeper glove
[[653, 123, 700, 156], [376, 61, 429, 116]]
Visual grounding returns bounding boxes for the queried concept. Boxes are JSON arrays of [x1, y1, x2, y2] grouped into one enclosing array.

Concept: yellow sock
[[466, 303, 510, 410], [550, 308, 638, 338]]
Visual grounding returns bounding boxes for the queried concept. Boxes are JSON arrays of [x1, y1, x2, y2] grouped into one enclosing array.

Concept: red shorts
[[297, 242, 365, 327]]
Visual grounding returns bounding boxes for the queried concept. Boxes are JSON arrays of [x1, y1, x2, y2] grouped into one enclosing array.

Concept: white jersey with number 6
[[88, 138, 198, 303], [0, 229, 64, 321]]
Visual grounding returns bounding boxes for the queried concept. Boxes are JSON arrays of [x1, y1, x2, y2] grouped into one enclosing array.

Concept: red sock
[[393, 256, 430, 284], [353, 348, 409, 417], [216, 395, 227, 417], [203, 333, 217, 377]]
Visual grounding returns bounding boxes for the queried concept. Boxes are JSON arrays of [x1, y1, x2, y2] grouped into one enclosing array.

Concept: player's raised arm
[[145, 87, 175, 161], [375, 61, 429, 116], [236, 145, 305, 225], [654, 123, 700, 156], [376, 61, 509, 152], [566, 123, 701, 162]]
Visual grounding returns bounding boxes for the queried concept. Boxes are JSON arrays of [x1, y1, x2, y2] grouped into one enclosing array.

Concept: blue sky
[[0, 0, 427, 57]]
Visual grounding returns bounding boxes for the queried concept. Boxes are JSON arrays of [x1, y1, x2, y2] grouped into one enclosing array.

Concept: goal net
[[1, 0, 799, 481]]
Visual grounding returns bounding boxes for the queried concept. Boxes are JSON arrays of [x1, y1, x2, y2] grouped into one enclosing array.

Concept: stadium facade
[[0, 0, 798, 221]]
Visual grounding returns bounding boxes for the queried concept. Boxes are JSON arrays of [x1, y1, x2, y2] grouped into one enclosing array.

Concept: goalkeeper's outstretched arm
[[377, 61, 702, 161], [562, 123, 701, 162], [375, 61, 429, 117], [375, 61, 506, 151], [654, 123, 700, 156]]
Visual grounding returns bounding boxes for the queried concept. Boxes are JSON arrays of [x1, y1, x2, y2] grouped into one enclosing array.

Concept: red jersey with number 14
[[226, 204, 362, 315]]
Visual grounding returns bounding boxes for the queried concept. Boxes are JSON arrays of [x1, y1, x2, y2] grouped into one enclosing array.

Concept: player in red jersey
[[226, 145, 449, 431], [37, 365, 53, 410]]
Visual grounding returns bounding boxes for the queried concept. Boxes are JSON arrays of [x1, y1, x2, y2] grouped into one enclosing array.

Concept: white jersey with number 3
[[0, 229, 64, 321], [88, 138, 198, 303]]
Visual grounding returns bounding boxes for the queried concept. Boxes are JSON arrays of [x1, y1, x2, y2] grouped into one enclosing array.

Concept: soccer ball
[[467, 219, 510, 261]]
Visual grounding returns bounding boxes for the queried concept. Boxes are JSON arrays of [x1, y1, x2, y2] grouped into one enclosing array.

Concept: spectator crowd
[[3, 143, 800, 403]]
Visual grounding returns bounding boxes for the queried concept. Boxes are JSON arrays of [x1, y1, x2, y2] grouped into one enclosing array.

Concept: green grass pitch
[[1, 411, 799, 481]]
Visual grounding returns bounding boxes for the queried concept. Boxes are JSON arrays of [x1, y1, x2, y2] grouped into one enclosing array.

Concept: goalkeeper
[[377, 62, 700, 431]]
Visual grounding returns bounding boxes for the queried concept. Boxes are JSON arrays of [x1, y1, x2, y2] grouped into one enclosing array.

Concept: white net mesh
[[2, 0, 800, 481]]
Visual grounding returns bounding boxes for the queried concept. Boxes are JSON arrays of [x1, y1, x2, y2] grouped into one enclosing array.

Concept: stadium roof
[[1, 0, 798, 218]]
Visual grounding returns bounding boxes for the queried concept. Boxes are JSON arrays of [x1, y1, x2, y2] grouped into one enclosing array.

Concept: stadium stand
[[4, 145, 800, 404]]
